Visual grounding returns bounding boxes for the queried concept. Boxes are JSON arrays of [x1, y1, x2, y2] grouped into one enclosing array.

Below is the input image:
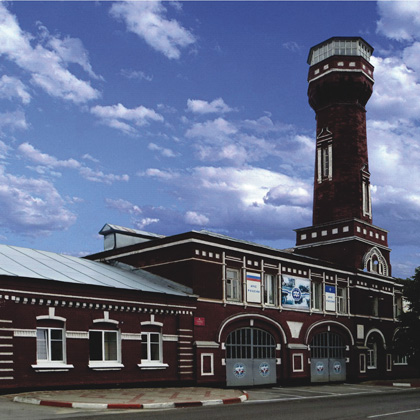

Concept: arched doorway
[[225, 327, 277, 386], [310, 331, 346, 383]]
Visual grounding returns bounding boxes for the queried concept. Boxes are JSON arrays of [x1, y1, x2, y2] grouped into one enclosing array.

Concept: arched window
[[363, 247, 388, 276]]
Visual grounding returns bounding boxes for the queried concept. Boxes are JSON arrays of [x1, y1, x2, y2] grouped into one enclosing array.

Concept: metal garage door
[[226, 328, 277, 386], [310, 332, 346, 383]]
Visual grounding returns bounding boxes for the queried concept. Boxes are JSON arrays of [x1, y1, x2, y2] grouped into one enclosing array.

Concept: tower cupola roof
[[307, 37, 374, 66]]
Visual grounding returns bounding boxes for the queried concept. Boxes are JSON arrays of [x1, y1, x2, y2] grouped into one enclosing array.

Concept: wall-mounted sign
[[325, 285, 336, 311], [194, 317, 206, 326], [246, 272, 261, 303], [281, 276, 310, 311]]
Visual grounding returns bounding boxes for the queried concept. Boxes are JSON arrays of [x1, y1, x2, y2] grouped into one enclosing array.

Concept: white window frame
[[337, 287, 347, 314], [264, 273, 277, 306], [367, 342, 377, 369], [292, 353, 304, 372], [138, 332, 168, 370], [393, 354, 408, 365], [226, 268, 242, 302], [32, 327, 73, 371], [88, 329, 123, 370], [311, 281, 323, 311], [200, 353, 214, 376]]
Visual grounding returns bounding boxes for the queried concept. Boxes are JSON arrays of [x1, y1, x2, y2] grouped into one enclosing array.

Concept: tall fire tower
[[295, 37, 391, 275]]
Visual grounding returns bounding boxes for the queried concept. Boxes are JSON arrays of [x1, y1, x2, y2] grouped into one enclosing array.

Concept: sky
[[0, 1, 420, 279]]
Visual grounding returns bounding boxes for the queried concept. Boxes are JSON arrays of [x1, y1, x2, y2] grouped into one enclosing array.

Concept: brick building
[[0, 37, 410, 391]]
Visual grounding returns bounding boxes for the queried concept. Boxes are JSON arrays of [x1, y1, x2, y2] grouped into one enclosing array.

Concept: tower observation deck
[[294, 37, 391, 275]]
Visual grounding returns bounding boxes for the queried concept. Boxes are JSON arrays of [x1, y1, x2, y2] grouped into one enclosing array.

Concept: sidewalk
[[9, 386, 248, 410]]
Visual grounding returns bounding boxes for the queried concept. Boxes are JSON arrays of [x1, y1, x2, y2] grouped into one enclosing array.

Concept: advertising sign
[[246, 272, 261, 303], [325, 285, 336, 311], [281, 276, 310, 310]]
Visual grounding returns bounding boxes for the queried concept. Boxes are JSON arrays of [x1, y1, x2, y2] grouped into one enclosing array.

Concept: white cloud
[[0, 75, 31, 104], [148, 142, 177, 157], [138, 165, 312, 240], [377, 1, 420, 41], [184, 211, 209, 226], [120, 69, 153, 82], [369, 56, 420, 121], [91, 103, 164, 134], [187, 98, 234, 114], [0, 110, 28, 132], [0, 3, 100, 104], [110, 1, 196, 60], [0, 165, 76, 236], [18, 142, 81, 169], [18, 142, 129, 184], [46, 33, 103, 80], [105, 198, 142, 216]]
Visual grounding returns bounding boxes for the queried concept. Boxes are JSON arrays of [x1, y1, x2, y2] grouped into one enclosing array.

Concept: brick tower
[[294, 37, 391, 275]]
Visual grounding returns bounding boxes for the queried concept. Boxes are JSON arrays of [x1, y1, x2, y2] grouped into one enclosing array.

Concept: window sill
[[32, 363, 74, 372], [88, 362, 124, 371], [137, 362, 169, 370]]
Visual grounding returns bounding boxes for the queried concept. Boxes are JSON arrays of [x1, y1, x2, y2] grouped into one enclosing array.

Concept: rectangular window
[[337, 287, 347, 314], [394, 295, 403, 318], [359, 353, 366, 373], [141, 332, 162, 363], [393, 354, 408, 365], [367, 344, 377, 369], [226, 268, 241, 301], [322, 147, 330, 178], [311, 281, 322, 311], [371, 296, 379, 317], [36, 328, 64, 362], [264, 274, 277, 306], [292, 353, 304, 372], [89, 330, 119, 362]]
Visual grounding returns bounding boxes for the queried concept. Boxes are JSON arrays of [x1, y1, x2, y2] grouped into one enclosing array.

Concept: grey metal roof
[[99, 223, 165, 239], [0, 244, 193, 297]]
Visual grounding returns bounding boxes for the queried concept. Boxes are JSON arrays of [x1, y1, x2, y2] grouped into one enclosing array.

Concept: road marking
[[368, 408, 420, 418]]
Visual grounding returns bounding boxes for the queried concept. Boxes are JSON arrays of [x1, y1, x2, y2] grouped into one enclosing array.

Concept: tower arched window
[[363, 247, 388, 276]]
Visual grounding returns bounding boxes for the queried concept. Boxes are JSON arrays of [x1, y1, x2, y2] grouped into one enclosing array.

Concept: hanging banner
[[281, 276, 310, 311], [325, 285, 336, 311], [246, 272, 261, 303]]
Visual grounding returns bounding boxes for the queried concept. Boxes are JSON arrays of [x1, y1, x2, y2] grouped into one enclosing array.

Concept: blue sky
[[1, 1, 420, 279]]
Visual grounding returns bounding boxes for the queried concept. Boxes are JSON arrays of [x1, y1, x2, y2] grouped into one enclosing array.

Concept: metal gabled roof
[[99, 223, 165, 239], [0, 244, 193, 297]]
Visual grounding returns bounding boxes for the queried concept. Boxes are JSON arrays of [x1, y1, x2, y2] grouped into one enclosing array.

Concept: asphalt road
[[1, 385, 420, 420]]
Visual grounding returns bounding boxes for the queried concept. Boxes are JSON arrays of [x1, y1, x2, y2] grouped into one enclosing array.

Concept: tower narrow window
[[317, 142, 333, 183]]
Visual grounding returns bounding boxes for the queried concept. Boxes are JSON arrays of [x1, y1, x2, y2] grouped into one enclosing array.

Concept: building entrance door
[[225, 327, 277, 386], [310, 332, 346, 383]]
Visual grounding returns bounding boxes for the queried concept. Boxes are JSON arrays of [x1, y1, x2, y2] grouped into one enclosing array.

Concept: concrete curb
[[13, 392, 248, 410]]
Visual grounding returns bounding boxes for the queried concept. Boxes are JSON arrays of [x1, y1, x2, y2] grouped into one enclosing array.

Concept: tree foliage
[[393, 267, 420, 370]]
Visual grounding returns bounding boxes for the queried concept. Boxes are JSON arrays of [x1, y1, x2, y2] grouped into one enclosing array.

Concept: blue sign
[[292, 287, 302, 302]]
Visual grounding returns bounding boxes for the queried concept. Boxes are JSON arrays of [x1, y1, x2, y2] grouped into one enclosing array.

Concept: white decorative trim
[[217, 313, 287, 344], [287, 343, 308, 350], [305, 320, 355, 345], [286, 321, 303, 339], [194, 341, 219, 349], [93, 311, 119, 325], [13, 329, 36, 338], [66, 331, 89, 339], [137, 362, 168, 370], [364, 328, 387, 349], [162, 335, 178, 342], [141, 314, 163, 327], [32, 363, 74, 372], [292, 353, 304, 373], [88, 362, 124, 370], [121, 333, 141, 341]]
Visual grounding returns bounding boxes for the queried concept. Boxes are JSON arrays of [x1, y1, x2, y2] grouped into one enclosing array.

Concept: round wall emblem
[[316, 361, 324, 374], [233, 362, 246, 378], [259, 362, 270, 377], [333, 361, 341, 374], [291, 287, 302, 302]]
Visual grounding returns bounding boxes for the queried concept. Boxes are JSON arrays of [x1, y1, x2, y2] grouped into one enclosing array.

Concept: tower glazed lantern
[[295, 37, 391, 275]]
